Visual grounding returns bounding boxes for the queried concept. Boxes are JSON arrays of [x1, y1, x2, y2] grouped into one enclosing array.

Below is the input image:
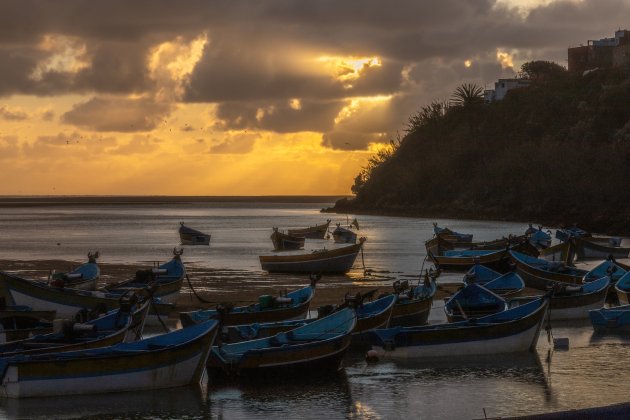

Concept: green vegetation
[[327, 61, 630, 234]]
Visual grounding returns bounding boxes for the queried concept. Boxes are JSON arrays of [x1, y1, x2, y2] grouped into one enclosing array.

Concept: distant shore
[[0, 195, 349, 208]]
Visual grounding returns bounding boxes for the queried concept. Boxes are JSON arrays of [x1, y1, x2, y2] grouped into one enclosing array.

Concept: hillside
[[325, 62, 630, 234]]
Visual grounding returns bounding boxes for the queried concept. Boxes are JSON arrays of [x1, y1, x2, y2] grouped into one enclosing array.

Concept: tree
[[405, 101, 450, 133], [450, 83, 484, 107], [519, 60, 566, 82]]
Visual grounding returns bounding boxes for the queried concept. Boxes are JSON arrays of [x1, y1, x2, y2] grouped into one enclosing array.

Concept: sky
[[1, 0, 629, 195]]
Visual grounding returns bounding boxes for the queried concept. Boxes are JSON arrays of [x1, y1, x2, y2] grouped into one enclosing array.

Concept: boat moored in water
[[287, 220, 331, 239], [259, 239, 365, 273], [179, 222, 211, 245], [444, 283, 508, 323], [509, 250, 588, 290], [270, 228, 305, 251]]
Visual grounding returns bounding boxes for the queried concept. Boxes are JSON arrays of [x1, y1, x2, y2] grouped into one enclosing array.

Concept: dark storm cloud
[[215, 99, 345, 132], [62, 97, 173, 132], [2, 0, 630, 148]]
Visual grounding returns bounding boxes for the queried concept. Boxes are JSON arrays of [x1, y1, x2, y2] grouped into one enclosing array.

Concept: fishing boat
[[219, 293, 395, 346], [444, 283, 508, 322], [368, 296, 549, 360], [573, 237, 630, 260], [389, 275, 437, 327], [101, 250, 186, 304], [463, 264, 501, 285], [509, 250, 588, 290], [0, 319, 219, 398], [0, 304, 56, 344], [0, 271, 173, 326], [0, 300, 150, 357], [615, 271, 630, 304], [510, 276, 610, 320], [538, 241, 574, 263], [259, 239, 365, 274], [527, 228, 552, 249], [178, 222, 210, 245], [483, 272, 525, 297], [208, 308, 356, 378], [48, 252, 101, 291], [270, 228, 305, 251], [555, 226, 591, 242], [287, 220, 331, 239], [433, 223, 473, 243], [583, 257, 628, 284], [426, 236, 530, 272], [331, 224, 357, 244], [589, 305, 630, 332], [180, 281, 316, 327]]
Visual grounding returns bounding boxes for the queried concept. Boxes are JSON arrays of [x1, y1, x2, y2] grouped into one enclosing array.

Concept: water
[[0, 200, 628, 419]]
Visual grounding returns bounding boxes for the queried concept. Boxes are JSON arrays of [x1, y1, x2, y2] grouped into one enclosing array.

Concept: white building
[[484, 78, 531, 102]]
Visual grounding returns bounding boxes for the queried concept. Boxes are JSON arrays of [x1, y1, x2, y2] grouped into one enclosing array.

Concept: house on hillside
[[484, 78, 531, 103], [568, 29, 630, 74]]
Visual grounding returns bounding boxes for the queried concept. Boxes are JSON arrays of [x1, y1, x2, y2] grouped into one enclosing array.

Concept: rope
[[144, 286, 169, 333], [185, 274, 215, 304], [360, 245, 367, 276]]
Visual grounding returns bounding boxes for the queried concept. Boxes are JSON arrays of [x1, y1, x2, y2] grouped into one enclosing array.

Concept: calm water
[[0, 201, 628, 419]]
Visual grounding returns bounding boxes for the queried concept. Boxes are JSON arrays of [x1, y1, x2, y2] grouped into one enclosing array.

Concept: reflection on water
[[1, 202, 630, 417]]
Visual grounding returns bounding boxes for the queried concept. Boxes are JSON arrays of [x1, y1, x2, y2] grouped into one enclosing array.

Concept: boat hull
[[0, 321, 218, 398], [259, 243, 362, 274], [371, 298, 548, 360], [574, 238, 630, 260]]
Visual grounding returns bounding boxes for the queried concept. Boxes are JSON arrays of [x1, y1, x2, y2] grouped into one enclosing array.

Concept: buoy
[[365, 350, 379, 363]]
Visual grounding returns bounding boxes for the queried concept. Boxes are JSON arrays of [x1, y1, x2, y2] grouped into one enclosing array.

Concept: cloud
[[209, 132, 259, 154], [62, 97, 173, 132], [0, 105, 28, 121]]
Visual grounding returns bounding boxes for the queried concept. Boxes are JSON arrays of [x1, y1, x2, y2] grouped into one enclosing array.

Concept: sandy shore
[[0, 259, 482, 316]]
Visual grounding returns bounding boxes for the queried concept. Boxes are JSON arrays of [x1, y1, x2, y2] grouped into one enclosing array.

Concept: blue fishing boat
[[555, 226, 590, 242], [270, 228, 305, 251], [528, 229, 552, 249], [208, 308, 356, 378], [0, 319, 219, 398], [589, 305, 630, 332], [0, 304, 56, 344], [583, 257, 628, 284], [101, 250, 186, 304], [369, 296, 549, 360], [180, 282, 315, 327], [444, 283, 508, 322], [615, 272, 630, 305], [574, 236, 630, 260], [509, 276, 610, 320], [463, 264, 501, 286], [483, 272, 525, 297], [390, 276, 437, 327], [0, 300, 150, 357], [332, 224, 358, 244], [509, 250, 588, 290], [433, 223, 473, 243]]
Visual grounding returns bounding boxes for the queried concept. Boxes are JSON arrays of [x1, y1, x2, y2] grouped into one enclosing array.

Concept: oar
[[455, 299, 468, 320]]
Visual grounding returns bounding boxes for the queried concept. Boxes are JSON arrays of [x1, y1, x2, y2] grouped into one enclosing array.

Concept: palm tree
[[450, 83, 484, 107]]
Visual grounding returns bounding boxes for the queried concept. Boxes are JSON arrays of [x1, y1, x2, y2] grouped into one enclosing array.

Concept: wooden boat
[[614, 271, 630, 305], [287, 219, 331, 239], [390, 276, 437, 327], [573, 237, 630, 260], [509, 250, 588, 290], [178, 222, 210, 245], [433, 223, 473, 243], [259, 239, 365, 274], [444, 283, 508, 322], [483, 272, 525, 297], [368, 296, 549, 360], [426, 236, 534, 272], [510, 276, 610, 320], [331, 224, 357, 244], [0, 271, 173, 326], [208, 308, 356, 378], [0, 304, 56, 344], [538, 241, 574, 263], [463, 264, 501, 285], [270, 227, 305, 251], [555, 226, 591, 242], [101, 250, 186, 304], [180, 282, 315, 327], [0, 319, 219, 398], [0, 300, 150, 357], [48, 252, 101, 291], [583, 257, 628, 284], [589, 304, 630, 332], [219, 293, 395, 345], [527, 229, 552, 249]]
